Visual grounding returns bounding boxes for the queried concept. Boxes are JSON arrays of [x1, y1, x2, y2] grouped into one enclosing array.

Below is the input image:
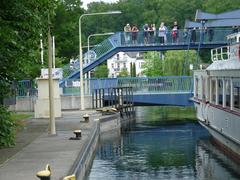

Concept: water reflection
[[87, 107, 240, 180]]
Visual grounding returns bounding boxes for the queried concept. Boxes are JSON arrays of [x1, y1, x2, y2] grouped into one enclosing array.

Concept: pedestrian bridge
[[63, 76, 193, 106], [59, 28, 232, 87]]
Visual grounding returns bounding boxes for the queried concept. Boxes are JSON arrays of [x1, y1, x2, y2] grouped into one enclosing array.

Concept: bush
[[0, 105, 16, 147]]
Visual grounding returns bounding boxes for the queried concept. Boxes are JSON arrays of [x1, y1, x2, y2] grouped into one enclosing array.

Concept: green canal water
[[86, 106, 240, 180]]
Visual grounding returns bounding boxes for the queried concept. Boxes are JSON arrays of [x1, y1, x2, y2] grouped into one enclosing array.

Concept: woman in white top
[[158, 22, 167, 44]]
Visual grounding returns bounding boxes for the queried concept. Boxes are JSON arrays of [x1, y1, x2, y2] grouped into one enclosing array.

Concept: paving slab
[[0, 110, 100, 180]]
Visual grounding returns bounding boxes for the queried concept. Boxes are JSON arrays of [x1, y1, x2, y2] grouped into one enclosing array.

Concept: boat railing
[[211, 46, 229, 62]]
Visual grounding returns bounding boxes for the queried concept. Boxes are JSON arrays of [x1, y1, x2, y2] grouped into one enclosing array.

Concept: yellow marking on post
[[63, 174, 76, 180]]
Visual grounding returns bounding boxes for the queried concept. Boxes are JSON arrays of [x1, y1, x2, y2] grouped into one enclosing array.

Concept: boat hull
[[195, 102, 240, 161]]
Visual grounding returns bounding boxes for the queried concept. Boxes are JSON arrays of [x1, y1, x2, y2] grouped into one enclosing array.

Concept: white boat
[[193, 32, 240, 161]]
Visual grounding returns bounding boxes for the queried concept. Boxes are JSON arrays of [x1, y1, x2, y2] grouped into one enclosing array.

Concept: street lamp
[[79, 11, 121, 110], [87, 32, 114, 64], [85, 32, 114, 95]]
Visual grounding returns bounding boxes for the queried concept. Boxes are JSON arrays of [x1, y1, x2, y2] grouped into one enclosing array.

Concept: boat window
[[218, 79, 223, 105], [230, 37, 237, 45], [211, 79, 216, 103], [225, 79, 231, 108], [233, 80, 240, 110]]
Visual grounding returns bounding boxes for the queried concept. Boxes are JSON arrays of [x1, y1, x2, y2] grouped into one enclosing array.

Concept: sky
[[81, 0, 118, 9]]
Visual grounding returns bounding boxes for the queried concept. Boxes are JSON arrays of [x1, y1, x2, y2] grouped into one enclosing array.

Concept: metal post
[[79, 16, 84, 110], [40, 34, 44, 65], [216, 79, 219, 105], [78, 11, 121, 110], [230, 78, 234, 110], [52, 36, 55, 69], [48, 19, 56, 135], [223, 78, 226, 108]]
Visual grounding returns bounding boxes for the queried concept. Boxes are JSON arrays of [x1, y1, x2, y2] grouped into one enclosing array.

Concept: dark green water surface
[[86, 106, 240, 180]]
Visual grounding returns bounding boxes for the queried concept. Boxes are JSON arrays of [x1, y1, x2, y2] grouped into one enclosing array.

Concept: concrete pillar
[[34, 78, 62, 118]]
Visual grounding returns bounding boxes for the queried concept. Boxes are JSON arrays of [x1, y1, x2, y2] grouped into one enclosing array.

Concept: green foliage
[[118, 68, 129, 77], [163, 50, 197, 76], [0, 106, 16, 147], [93, 64, 109, 78], [142, 50, 197, 76], [142, 52, 163, 77], [52, 0, 84, 59]]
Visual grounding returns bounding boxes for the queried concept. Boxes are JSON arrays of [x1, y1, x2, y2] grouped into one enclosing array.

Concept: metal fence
[[17, 80, 37, 97], [62, 76, 193, 96]]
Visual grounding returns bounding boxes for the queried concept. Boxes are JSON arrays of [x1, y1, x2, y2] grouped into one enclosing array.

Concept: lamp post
[[86, 32, 114, 94], [87, 32, 114, 67], [79, 11, 121, 110]]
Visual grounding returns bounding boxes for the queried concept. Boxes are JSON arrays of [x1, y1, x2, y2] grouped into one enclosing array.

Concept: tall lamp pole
[[87, 32, 114, 71], [79, 11, 121, 110]]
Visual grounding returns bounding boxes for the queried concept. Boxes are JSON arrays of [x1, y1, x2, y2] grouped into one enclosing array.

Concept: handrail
[[59, 28, 233, 83]]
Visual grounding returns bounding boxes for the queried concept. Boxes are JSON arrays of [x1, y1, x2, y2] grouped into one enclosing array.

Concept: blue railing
[[62, 76, 193, 96], [59, 28, 233, 82], [118, 29, 233, 46], [17, 80, 37, 97]]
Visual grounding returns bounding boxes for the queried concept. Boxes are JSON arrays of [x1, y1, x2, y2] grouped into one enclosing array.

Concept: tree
[[93, 64, 109, 78], [132, 63, 136, 77], [142, 50, 197, 77], [142, 52, 163, 77], [163, 50, 197, 76], [0, 0, 57, 147], [52, 0, 85, 61], [118, 68, 129, 77]]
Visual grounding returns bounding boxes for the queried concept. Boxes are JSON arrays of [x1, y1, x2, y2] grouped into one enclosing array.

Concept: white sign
[[41, 68, 63, 79], [72, 81, 80, 87]]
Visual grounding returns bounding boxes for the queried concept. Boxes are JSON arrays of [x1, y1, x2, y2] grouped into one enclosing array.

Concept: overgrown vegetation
[[0, 106, 15, 147]]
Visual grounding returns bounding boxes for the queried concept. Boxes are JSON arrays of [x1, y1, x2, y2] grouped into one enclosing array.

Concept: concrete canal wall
[[8, 95, 93, 112], [72, 111, 135, 180]]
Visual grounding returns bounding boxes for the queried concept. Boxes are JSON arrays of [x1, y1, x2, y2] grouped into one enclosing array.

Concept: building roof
[[195, 9, 240, 21], [185, 19, 240, 28], [125, 52, 138, 58]]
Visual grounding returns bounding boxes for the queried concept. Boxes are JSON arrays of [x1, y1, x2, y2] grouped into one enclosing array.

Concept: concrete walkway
[[0, 110, 100, 180]]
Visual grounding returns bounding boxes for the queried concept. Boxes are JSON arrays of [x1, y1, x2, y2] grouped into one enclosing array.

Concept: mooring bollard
[[83, 114, 89, 122], [63, 174, 76, 180], [74, 130, 81, 139], [36, 164, 51, 180]]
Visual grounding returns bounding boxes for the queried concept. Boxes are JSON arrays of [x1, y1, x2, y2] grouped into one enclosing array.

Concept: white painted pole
[[40, 34, 44, 65], [48, 16, 56, 135], [223, 78, 226, 108], [52, 36, 55, 69]]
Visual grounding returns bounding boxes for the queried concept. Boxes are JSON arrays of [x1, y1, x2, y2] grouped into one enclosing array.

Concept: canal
[[86, 106, 240, 180]]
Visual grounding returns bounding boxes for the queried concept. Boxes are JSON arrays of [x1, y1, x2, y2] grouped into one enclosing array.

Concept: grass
[[10, 113, 33, 130]]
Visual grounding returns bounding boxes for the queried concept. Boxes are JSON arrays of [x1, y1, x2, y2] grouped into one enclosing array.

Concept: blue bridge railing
[[59, 28, 233, 83], [62, 76, 193, 96]]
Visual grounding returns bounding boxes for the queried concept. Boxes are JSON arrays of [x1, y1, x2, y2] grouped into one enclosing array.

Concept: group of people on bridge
[[124, 22, 240, 45]]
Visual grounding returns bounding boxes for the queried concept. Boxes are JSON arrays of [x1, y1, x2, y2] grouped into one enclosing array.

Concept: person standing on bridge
[[171, 21, 179, 43], [131, 25, 139, 45], [158, 22, 167, 44], [143, 24, 149, 44], [124, 24, 131, 44]]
